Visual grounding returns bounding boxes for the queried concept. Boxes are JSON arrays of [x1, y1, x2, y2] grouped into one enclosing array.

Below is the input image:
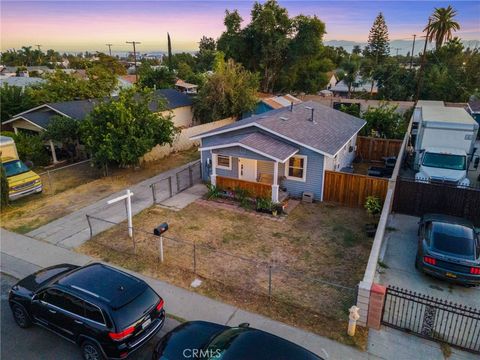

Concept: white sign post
[[107, 189, 134, 238]]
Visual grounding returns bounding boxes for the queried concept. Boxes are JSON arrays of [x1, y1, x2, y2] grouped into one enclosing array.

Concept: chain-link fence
[[38, 159, 103, 195], [84, 214, 357, 324], [150, 161, 202, 204]]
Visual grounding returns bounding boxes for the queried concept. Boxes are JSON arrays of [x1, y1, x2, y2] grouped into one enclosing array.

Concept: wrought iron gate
[[381, 286, 480, 354]]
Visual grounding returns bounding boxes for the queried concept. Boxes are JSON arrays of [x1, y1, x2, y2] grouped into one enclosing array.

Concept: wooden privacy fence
[[216, 176, 272, 199], [356, 136, 403, 162], [392, 178, 480, 226], [323, 170, 389, 208]]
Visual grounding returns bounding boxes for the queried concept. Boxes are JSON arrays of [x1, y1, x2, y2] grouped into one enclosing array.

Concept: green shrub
[[206, 183, 221, 199], [1, 131, 50, 166], [364, 196, 383, 217], [256, 197, 273, 211]]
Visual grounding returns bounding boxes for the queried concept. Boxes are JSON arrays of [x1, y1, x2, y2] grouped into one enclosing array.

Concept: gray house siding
[[200, 126, 326, 200]]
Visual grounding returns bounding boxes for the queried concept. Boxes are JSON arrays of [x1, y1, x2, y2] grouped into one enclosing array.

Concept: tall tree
[[245, 0, 292, 92], [196, 36, 217, 72], [138, 63, 175, 89], [363, 13, 390, 64], [193, 59, 259, 123], [0, 84, 35, 122], [167, 32, 173, 70], [217, 10, 245, 63], [424, 5, 460, 49]]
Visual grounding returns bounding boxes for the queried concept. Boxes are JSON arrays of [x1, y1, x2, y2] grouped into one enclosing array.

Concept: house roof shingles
[[195, 100, 366, 157], [205, 132, 298, 162], [5, 89, 192, 129]]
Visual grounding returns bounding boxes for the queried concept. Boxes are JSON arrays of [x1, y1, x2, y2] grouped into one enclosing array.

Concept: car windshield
[[422, 152, 466, 171], [203, 328, 248, 359], [431, 222, 476, 258], [2, 160, 31, 177]]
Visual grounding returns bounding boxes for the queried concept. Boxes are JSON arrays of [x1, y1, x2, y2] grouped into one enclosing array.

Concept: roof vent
[[279, 116, 289, 121], [305, 106, 315, 123]]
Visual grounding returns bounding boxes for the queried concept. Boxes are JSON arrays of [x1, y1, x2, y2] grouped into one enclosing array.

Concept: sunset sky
[[1, 1, 479, 53]]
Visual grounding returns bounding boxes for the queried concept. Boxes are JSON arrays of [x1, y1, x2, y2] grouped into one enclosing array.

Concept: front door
[[238, 158, 257, 182]]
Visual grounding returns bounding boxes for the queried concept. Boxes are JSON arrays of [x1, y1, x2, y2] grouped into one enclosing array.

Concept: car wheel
[[11, 304, 32, 328], [81, 341, 105, 360]]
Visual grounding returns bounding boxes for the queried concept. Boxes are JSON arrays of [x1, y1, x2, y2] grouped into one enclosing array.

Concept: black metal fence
[[150, 161, 202, 204], [392, 177, 480, 226], [382, 286, 480, 354]]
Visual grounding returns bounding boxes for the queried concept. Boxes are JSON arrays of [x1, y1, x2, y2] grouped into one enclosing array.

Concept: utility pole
[[410, 34, 416, 69], [105, 43, 113, 56], [35, 44, 42, 51], [126, 41, 141, 82], [394, 47, 401, 57], [415, 19, 431, 102]]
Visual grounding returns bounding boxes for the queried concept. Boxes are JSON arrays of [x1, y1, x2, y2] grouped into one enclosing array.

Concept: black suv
[[9, 263, 166, 360]]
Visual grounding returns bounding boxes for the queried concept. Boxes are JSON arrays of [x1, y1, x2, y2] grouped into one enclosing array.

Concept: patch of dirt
[[78, 200, 372, 349], [0, 148, 199, 233]]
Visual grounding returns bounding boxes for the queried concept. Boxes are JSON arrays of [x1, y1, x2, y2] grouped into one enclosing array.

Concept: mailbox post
[[153, 223, 169, 262]]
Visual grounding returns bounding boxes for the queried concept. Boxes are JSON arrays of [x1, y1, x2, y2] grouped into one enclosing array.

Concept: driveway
[[378, 213, 480, 308], [0, 273, 179, 360]]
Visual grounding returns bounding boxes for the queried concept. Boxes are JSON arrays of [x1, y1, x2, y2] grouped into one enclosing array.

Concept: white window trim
[[285, 155, 307, 182], [216, 155, 232, 170]]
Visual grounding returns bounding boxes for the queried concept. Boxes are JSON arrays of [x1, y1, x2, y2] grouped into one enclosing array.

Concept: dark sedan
[[416, 214, 480, 286], [152, 321, 323, 360]]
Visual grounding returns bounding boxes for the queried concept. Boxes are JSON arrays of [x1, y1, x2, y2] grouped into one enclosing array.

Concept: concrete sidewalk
[[0, 228, 372, 360], [26, 160, 200, 249]]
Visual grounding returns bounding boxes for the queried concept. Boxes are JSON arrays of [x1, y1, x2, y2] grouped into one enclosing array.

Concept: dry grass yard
[[78, 199, 373, 349], [0, 148, 199, 233]]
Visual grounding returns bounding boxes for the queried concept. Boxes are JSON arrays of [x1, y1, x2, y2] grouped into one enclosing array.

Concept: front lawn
[[78, 198, 372, 349], [0, 148, 199, 233]]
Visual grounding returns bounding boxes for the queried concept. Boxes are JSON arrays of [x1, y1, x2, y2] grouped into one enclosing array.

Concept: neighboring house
[[153, 88, 193, 128], [242, 94, 302, 119], [175, 79, 198, 94], [0, 77, 46, 90], [325, 71, 338, 90], [467, 99, 480, 127], [330, 76, 378, 97], [2, 89, 194, 163], [192, 100, 365, 202], [0, 66, 52, 77]]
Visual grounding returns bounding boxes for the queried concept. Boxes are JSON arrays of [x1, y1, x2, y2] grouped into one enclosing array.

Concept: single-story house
[[330, 76, 378, 97], [192, 100, 366, 202], [2, 89, 194, 163], [0, 76, 46, 90], [325, 71, 338, 90], [242, 94, 302, 119], [467, 98, 480, 127], [175, 79, 198, 94]]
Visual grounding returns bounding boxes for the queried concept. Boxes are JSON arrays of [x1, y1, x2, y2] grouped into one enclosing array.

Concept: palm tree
[[424, 6, 460, 50]]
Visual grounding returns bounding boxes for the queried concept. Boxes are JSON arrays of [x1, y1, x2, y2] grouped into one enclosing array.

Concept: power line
[[105, 43, 113, 56], [126, 41, 141, 82]]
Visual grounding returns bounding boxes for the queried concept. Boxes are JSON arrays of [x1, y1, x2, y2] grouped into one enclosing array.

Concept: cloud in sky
[[1, 1, 479, 52]]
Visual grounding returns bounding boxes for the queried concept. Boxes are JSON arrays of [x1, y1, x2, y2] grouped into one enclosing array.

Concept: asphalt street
[[0, 273, 179, 360]]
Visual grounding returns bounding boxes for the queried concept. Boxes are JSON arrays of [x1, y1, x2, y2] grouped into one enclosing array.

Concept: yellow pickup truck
[[1, 135, 42, 200]]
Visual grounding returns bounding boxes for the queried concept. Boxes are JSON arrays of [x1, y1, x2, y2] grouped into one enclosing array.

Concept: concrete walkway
[[26, 160, 200, 249], [0, 228, 373, 360]]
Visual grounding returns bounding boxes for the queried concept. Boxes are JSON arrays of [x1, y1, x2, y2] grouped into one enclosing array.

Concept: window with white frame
[[216, 155, 232, 170], [285, 155, 307, 181]]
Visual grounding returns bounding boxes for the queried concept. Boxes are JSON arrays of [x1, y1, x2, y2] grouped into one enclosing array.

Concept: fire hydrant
[[348, 306, 360, 337]]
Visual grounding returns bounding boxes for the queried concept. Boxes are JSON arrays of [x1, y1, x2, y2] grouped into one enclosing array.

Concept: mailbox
[[154, 223, 169, 236]]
